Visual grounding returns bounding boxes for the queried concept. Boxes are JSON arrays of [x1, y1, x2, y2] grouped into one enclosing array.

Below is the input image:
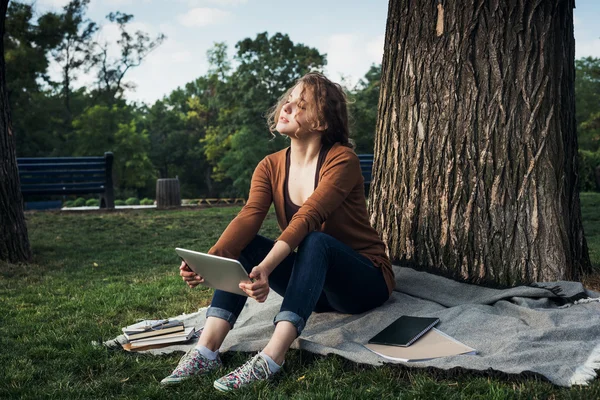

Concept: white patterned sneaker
[[160, 347, 222, 385], [213, 353, 277, 392]]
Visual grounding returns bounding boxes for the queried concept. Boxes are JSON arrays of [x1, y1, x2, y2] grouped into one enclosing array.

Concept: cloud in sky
[[576, 38, 600, 58], [36, 0, 70, 8], [323, 33, 384, 87], [178, 7, 232, 27], [185, 0, 248, 5]]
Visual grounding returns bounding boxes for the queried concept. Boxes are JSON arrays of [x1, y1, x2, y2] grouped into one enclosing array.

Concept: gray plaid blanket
[[105, 266, 600, 387]]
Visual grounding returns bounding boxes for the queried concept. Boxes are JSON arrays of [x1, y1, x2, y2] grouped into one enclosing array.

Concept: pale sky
[[33, 0, 600, 105]]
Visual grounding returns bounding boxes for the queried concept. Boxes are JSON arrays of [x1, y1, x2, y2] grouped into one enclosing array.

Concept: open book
[[365, 328, 476, 362]]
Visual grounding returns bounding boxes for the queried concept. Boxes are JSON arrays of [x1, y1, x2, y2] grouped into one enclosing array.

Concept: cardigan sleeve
[[208, 157, 272, 260], [276, 149, 360, 251]]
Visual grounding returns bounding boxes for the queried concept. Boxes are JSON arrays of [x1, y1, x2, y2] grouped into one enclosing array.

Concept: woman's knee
[[298, 231, 330, 252]]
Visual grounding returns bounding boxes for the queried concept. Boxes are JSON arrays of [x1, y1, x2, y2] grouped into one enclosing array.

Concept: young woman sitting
[[161, 72, 394, 391]]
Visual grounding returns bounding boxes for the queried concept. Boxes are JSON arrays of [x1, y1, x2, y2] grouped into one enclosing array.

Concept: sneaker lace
[[236, 354, 271, 382]]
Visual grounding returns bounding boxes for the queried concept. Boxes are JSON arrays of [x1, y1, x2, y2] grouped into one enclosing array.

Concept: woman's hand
[[179, 260, 204, 288], [239, 265, 270, 302]]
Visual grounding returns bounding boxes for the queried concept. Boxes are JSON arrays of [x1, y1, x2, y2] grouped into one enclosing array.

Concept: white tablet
[[175, 248, 251, 297]]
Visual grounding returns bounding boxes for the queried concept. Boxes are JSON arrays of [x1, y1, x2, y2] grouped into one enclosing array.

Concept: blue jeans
[[206, 232, 390, 335]]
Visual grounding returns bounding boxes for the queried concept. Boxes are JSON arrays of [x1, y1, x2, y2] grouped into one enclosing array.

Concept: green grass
[[1, 194, 600, 399]]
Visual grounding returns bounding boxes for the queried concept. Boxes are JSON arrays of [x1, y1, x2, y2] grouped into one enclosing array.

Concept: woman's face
[[276, 84, 314, 138]]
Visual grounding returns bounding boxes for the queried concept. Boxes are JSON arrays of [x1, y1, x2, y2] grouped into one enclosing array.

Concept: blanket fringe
[[396, 263, 587, 305], [527, 283, 591, 304], [569, 343, 600, 386], [558, 297, 600, 309], [529, 283, 564, 297]]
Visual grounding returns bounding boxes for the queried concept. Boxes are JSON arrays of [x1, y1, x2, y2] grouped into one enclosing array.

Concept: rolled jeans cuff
[[206, 306, 238, 328], [273, 310, 305, 336]]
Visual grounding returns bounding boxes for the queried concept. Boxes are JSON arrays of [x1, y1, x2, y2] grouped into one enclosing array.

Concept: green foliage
[[5, 2, 66, 156], [579, 150, 600, 192], [73, 197, 86, 207], [581, 111, 600, 152], [348, 64, 381, 153], [125, 197, 140, 205], [114, 120, 156, 190], [140, 198, 154, 205], [576, 57, 600, 152], [72, 105, 156, 192], [188, 199, 199, 205], [64, 200, 75, 207], [50, 0, 98, 132], [85, 198, 99, 207], [114, 200, 126, 206]]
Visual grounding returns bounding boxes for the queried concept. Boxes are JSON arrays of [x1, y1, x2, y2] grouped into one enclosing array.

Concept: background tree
[[51, 0, 97, 134], [370, 0, 591, 284], [0, 0, 31, 263], [4, 2, 62, 156], [90, 12, 165, 105], [348, 64, 381, 153], [575, 57, 600, 152]]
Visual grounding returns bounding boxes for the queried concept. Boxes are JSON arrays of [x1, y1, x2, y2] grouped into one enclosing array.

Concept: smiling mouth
[[279, 117, 289, 123]]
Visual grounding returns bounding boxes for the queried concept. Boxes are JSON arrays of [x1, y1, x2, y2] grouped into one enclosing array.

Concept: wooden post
[[156, 178, 181, 208], [102, 152, 115, 209]]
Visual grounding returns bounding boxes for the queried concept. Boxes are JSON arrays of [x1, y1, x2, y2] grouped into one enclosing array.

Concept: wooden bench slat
[[358, 154, 373, 186], [21, 187, 106, 195], [17, 156, 105, 163], [18, 169, 106, 177], [18, 162, 106, 170], [21, 182, 106, 190], [20, 176, 106, 184]]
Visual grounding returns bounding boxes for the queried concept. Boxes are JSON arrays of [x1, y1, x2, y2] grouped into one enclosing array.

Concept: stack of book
[[365, 315, 476, 362], [122, 319, 197, 350]]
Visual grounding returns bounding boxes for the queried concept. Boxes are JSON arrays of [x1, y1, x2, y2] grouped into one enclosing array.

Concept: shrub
[[114, 188, 138, 200], [86, 198, 99, 207], [115, 200, 126, 206], [125, 197, 140, 205], [140, 198, 154, 205], [64, 200, 75, 208], [189, 199, 199, 205], [73, 197, 86, 207], [579, 150, 600, 192]]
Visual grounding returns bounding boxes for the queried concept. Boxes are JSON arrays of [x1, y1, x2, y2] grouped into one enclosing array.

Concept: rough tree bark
[[369, 0, 591, 285], [0, 0, 31, 263]]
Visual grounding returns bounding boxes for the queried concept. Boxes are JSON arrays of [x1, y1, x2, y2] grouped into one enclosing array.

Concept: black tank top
[[284, 145, 330, 224]]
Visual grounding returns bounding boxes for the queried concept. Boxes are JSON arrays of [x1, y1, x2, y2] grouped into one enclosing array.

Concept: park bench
[[17, 152, 115, 209], [358, 153, 374, 192]]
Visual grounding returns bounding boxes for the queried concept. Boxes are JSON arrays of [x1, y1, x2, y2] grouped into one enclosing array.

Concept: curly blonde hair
[[267, 72, 353, 148]]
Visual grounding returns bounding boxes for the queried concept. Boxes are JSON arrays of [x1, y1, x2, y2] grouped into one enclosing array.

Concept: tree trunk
[[204, 167, 214, 197], [369, 0, 591, 285], [156, 178, 181, 208], [0, 0, 31, 263]]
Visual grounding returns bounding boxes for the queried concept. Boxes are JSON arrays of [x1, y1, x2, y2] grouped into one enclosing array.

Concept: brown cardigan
[[208, 143, 395, 295]]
